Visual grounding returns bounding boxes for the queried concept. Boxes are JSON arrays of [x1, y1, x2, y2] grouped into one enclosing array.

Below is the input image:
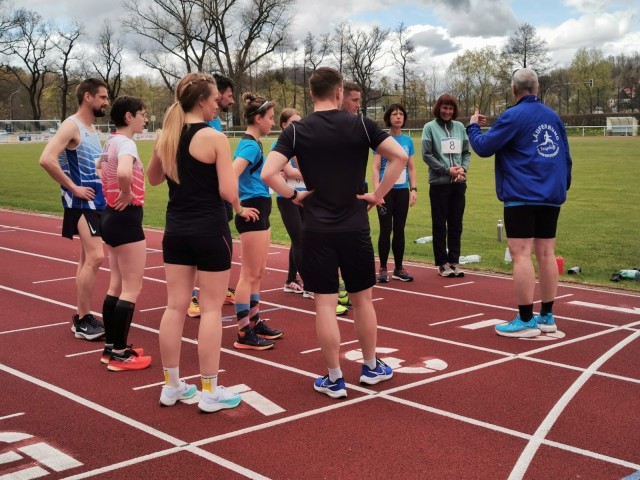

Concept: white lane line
[[19, 442, 83, 471], [32, 276, 76, 284], [133, 374, 207, 391], [143, 265, 164, 270], [430, 313, 484, 326], [461, 319, 505, 330], [139, 306, 166, 312], [444, 281, 475, 288], [0, 412, 25, 421], [300, 339, 359, 354], [65, 349, 102, 358], [0, 322, 68, 336], [508, 330, 640, 480], [569, 300, 640, 315]]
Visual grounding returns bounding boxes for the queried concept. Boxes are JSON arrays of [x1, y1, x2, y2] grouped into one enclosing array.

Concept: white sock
[[328, 367, 343, 382], [163, 367, 180, 388], [364, 358, 377, 370]]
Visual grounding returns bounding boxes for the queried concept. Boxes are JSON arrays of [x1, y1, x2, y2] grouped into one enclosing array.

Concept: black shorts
[[62, 208, 102, 239], [101, 206, 145, 248], [162, 232, 232, 272], [302, 228, 375, 294], [235, 196, 271, 234], [504, 205, 561, 239]]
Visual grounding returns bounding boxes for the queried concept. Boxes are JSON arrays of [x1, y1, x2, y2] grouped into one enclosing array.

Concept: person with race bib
[[422, 93, 470, 278], [372, 103, 417, 283], [232, 93, 284, 350]]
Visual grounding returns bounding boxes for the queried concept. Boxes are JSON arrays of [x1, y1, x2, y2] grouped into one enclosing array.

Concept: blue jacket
[[467, 95, 572, 205]]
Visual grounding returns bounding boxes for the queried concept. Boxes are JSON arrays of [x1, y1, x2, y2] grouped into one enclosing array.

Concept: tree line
[[1, 0, 639, 129]]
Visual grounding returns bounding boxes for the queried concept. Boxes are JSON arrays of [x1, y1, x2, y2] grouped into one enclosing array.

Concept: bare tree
[[390, 22, 416, 105], [51, 21, 83, 120], [303, 32, 330, 114], [0, 0, 20, 53], [503, 22, 550, 74], [91, 20, 123, 101], [2, 9, 54, 120], [343, 25, 390, 115], [331, 22, 349, 73]]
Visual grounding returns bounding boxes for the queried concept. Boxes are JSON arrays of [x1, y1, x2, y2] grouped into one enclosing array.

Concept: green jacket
[[421, 118, 471, 185]]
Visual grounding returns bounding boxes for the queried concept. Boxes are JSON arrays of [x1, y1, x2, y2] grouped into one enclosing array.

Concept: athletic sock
[[201, 374, 218, 393], [328, 367, 343, 383], [191, 289, 198, 298], [540, 301, 554, 316], [249, 293, 260, 322], [163, 367, 180, 388], [102, 294, 119, 346], [518, 304, 534, 322], [363, 358, 377, 370], [112, 300, 135, 350], [235, 303, 250, 333]]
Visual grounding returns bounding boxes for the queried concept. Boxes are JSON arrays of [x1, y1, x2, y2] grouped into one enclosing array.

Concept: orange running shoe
[[101, 345, 144, 364], [224, 287, 236, 305], [107, 348, 152, 371]]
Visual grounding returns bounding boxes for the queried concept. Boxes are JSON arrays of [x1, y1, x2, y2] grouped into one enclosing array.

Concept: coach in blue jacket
[[467, 67, 572, 338]]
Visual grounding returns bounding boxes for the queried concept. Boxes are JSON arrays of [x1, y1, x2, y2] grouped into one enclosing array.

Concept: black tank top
[[165, 123, 230, 236]]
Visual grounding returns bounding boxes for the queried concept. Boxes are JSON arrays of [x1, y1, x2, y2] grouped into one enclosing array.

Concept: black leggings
[[429, 182, 466, 266], [276, 196, 304, 283], [376, 188, 409, 270]]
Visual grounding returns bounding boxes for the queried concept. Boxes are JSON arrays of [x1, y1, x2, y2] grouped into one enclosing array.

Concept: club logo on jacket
[[533, 124, 560, 158]]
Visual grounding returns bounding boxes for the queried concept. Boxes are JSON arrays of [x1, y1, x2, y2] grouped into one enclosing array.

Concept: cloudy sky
[[19, 0, 640, 75]]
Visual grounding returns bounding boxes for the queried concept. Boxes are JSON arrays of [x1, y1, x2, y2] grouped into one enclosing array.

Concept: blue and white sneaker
[[495, 315, 541, 338], [313, 375, 347, 398], [198, 386, 242, 413], [159, 380, 198, 406], [535, 312, 557, 333], [360, 358, 393, 385]]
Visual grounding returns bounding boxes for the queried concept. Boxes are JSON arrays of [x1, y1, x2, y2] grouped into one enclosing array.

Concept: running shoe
[[72, 314, 105, 340], [283, 279, 304, 294], [187, 296, 200, 317], [313, 375, 347, 399], [107, 348, 152, 372], [438, 264, 455, 278], [534, 312, 557, 333], [234, 328, 275, 350], [253, 319, 284, 339], [225, 288, 236, 305], [392, 269, 414, 282], [451, 264, 465, 278], [198, 386, 242, 413], [101, 345, 144, 364], [336, 304, 349, 316], [337, 280, 351, 307], [377, 268, 389, 283], [159, 380, 198, 406], [360, 358, 393, 385], [495, 315, 541, 338], [303, 291, 314, 299]]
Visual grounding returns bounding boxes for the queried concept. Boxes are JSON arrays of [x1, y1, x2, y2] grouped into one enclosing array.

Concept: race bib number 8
[[441, 137, 461, 154]]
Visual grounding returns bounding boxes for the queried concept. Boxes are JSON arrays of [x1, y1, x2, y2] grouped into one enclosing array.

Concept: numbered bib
[[440, 137, 462, 155], [286, 177, 306, 190], [394, 169, 407, 186]]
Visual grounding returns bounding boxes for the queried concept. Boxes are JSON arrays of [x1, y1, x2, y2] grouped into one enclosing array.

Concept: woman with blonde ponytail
[[147, 72, 258, 413]]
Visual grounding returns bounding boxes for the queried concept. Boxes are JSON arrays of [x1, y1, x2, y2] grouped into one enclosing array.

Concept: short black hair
[[110, 96, 145, 127], [383, 103, 407, 128], [213, 73, 234, 94]]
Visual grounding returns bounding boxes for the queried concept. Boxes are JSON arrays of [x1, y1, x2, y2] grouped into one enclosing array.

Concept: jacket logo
[[533, 124, 560, 158]]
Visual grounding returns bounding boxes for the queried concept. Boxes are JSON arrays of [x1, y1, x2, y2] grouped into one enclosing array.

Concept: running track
[[1, 209, 639, 480]]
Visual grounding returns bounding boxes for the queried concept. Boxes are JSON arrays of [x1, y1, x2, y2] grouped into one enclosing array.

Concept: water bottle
[[415, 236, 433, 244], [620, 269, 640, 279], [504, 247, 512, 264], [459, 255, 481, 264], [556, 256, 564, 274], [497, 220, 504, 242]]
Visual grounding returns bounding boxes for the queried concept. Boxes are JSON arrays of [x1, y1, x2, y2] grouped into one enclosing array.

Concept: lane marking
[[508, 330, 640, 479], [461, 319, 505, 330], [300, 339, 359, 354], [139, 306, 166, 312], [65, 348, 102, 358], [133, 374, 211, 391], [143, 265, 164, 270], [444, 281, 474, 288], [569, 300, 640, 315], [0, 322, 68, 336], [32, 276, 75, 284], [19, 442, 83, 471], [429, 313, 484, 326], [0, 412, 25, 421]]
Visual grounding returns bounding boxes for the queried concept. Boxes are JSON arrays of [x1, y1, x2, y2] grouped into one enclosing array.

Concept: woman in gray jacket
[[421, 94, 470, 277]]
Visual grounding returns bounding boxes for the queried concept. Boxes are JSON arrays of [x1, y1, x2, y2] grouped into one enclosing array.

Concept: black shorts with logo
[[62, 208, 102, 239]]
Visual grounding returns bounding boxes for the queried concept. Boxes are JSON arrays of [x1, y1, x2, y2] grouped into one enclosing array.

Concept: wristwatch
[[288, 189, 298, 200], [410, 187, 418, 192]]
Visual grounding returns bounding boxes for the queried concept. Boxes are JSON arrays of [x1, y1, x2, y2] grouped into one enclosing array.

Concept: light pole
[[8, 90, 19, 122], [543, 80, 593, 110]]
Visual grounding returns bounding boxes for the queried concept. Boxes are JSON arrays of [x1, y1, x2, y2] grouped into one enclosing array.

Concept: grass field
[[1, 136, 638, 291]]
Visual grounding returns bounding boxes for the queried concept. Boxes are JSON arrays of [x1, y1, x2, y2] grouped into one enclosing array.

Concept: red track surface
[[1, 208, 639, 479]]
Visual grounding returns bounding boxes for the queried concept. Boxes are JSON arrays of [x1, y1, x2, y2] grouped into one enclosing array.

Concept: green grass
[[1, 136, 639, 291]]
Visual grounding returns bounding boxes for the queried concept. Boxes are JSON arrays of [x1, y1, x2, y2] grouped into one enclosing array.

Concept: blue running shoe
[[313, 375, 347, 398], [360, 358, 393, 385], [535, 312, 557, 333], [495, 315, 541, 338]]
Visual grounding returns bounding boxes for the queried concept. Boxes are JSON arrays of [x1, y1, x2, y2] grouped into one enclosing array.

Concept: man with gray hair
[[467, 68, 572, 338]]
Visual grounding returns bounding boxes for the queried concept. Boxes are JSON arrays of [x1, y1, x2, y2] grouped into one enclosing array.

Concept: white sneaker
[[198, 386, 242, 413], [159, 380, 197, 406]]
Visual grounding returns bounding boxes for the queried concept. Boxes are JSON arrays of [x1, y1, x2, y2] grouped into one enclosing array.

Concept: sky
[[18, 0, 640, 77]]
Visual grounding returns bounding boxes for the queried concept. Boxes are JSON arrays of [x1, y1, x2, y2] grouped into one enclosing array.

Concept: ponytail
[[155, 102, 184, 183]]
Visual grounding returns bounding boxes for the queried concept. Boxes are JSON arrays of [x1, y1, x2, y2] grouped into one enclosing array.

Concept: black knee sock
[[102, 295, 119, 345], [540, 301, 554, 316], [518, 304, 534, 322], [112, 300, 135, 350]]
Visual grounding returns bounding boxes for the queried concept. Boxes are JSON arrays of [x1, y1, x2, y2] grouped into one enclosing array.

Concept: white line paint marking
[[443, 281, 475, 288], [32, 276, 76, 284], [138, 306, 166, 312], [0, 412, 25, 421], [0, 465, 49, 479], [300, 339, 359, 354], [0, 451, 22, 465], [0, 322, 68, 336], [569, 300, 640, 315], [508, 330, 640, 480], [143, 265, 164, 270], [0, 432, 33, 443], [429, 313, 484, 326], [19, 442, 83, 471], [461, 319, 505, 330], [65, 349, 102, 358], [228, 384, 286, 416]]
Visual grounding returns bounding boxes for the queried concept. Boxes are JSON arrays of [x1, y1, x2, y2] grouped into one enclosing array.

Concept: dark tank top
[[165, 123, 230, 236]]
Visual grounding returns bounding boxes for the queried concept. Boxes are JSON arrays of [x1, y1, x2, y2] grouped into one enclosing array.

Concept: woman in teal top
[[421, 93, 471, 278], [372, 103, 417, 283]]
